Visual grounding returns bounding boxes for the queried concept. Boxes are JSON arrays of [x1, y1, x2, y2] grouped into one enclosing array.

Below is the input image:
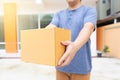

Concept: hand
[[58, 41, 78, 67]]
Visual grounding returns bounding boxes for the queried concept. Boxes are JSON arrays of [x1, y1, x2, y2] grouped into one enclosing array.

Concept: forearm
[[73, 23, 94, 51]]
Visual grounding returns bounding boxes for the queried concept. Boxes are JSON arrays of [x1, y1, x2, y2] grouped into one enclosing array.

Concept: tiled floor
[[0, 57, 120, 80], [91, 58, 120, 80], [0, 59, 56, 80], [0, 49, 120, 80]]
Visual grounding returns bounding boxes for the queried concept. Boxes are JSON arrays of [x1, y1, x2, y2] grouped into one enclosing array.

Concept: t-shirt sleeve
[[84, 8, 97, 30], [50, 13, 59, 27]]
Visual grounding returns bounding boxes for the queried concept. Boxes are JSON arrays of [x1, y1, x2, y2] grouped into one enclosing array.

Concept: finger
[[61, 41, 71, 46], [59, 46, 71, 65], [58, 52, 69, 65], [60, 57, 70, 67], [58, 59, 65, 66], [58, 55, 67, 65]]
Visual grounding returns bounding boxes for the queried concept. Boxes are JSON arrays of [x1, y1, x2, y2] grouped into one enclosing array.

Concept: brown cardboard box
[[21, 28, 71, 66]]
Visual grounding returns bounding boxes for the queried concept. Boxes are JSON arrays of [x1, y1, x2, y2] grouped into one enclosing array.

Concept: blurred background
[[0, 0, 120, 80]]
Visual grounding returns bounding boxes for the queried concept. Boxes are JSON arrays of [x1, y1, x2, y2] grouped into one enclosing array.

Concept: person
[[46, 0, 97, 80]]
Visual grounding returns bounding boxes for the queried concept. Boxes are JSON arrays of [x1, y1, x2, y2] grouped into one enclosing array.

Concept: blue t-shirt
[[50, 5, 97, 74]]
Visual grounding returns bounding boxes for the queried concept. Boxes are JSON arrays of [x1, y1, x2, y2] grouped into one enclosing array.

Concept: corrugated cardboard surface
[[21, 28, 70, 66], [55, 28, 71, 65]]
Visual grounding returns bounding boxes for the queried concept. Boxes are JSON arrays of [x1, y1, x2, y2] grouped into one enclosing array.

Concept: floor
[[91, 58, 120, 80], [0, 57, 120, 80]]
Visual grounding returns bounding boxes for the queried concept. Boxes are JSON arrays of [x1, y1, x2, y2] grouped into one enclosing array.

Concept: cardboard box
[[21, 28, 71, 66]]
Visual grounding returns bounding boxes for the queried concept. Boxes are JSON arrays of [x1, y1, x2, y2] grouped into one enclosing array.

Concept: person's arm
[[58, 8, 97, 67], [73, 23, 94, 51], [58, 23, 94, 67]]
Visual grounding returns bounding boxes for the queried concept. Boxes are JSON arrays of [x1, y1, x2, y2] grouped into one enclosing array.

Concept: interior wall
[[105, 24, 120, 58], [4, 3, 18, 53], [0, 0, 97, 55], [0, 0, 97, 14], [97, 27, 104, 51], [113, 0, 120, 13], [97, 23, 120, 58]]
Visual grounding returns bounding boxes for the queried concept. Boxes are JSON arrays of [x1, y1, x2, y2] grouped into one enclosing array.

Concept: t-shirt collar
[[67, 5, 83, 12]]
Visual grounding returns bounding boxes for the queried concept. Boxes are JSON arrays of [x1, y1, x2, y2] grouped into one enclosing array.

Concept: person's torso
[[56, 5, 90, 41]]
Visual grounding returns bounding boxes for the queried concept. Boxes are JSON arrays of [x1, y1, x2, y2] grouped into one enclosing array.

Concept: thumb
[[61, 41, 71, 46]]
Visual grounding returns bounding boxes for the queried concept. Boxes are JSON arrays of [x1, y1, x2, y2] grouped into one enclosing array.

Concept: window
[[0, 16, 5, 49], [18, 15, 38, 49], [40, 14, 53, 28]]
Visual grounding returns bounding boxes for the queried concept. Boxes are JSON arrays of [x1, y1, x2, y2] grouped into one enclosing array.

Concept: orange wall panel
[[105, 26, 120, 58], [97, 27, 104, 51], [97, 23, 120, 58], [4, 3, 18, 53]]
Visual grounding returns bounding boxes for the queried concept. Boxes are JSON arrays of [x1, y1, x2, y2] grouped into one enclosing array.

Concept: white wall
[[90, 31, 96, 56], [97, 0, 110, 20], [113, 0, 120, 13], [0, 0, 97, 15]]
